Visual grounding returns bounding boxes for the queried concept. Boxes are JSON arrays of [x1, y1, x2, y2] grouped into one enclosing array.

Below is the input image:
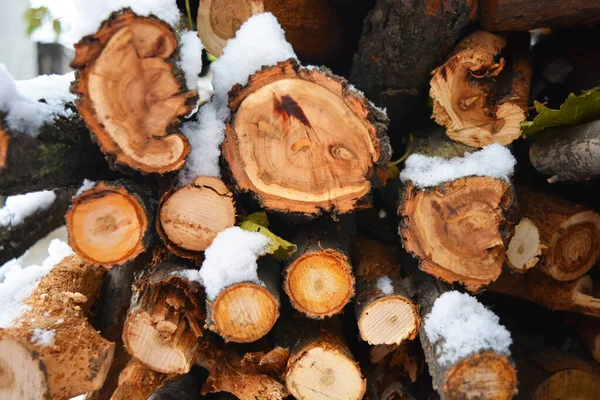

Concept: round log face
[[72, 11, 195, 173], [223, 59, 385, 215], [67, 183, 147, 266], [284, 251, 354, 318], [211, 283, 279, 343], [286, 344, 365, 400], [533, 369, 600, 400], [0, 127, 9, 171], [358, 296, 419, 345], [0, 336, 49, 400], [506, 217, 541, 271]]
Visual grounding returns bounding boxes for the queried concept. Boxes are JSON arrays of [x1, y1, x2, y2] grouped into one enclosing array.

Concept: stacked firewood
[[1, 1, 600, 400]]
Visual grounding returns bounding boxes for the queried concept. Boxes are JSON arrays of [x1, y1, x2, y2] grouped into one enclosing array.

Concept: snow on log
[[123, 261, 204, 374], [283, 218, 355, 318], [352, 236, 420, 346], [0, 250, 115, 400], [222, 58, 391, 216], [416, 276, 517, 399], [71, 10, 198, 174], [197, 1, 343, 63], [430, 30, 531, 147], [517, 186, 600, 281], [157, 177, 235, 260], [67, 180, 154, 267]]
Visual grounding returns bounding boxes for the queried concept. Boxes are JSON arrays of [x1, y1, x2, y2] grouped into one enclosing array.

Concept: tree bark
[[430, 30, 531, 147], [506, 217, 542, 273], [516, 186, 600, 281], [222, 58, 391, 216], [123, 261, 205, 374], [0, 255, 115, 400], [197, 0, 344, 63], [366, 365, 415, 400], [0, 189, 70, 265], [157, 176, 235, 261], [206, 257, 280, 343], [147, 367, 207, 400], [67, 180, 155, 267], [349, 0, 476, 131], [283, 217, 355, 318], [110, 359, 168, 400], [480, 0, 600, 31], [529, 118, 600, 183], [415, 274, 518, 399], [353, 236, 420, 346], [489, 270, 600, 317], [71, 10, 197, 174]]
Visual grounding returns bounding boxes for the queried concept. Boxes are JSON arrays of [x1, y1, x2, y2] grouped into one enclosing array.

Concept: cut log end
[[223, 59, 389, 216], [443, 351, 517, 399], [399, 177, 516, 292], [430, 30, 530, 147], [533, 369, 600, 400], [0, 336, 48, 400], [0, 126, 9, 171], [284, 250, 354, 318], [72, 10, 195, 173], [158, 177, 236, 258], [358, 296, 420, 346], [506, 217, 542, 272], [67, 182, 149, 266], [209, 282, 279, 343], [286, 343, 366, 400]]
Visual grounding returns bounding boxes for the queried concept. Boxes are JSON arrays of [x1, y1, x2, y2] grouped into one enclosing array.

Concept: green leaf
[[239, 212, 297, 260], [520, 87, 600, 137], [206, 53, 219, 62], [24, 6, 52, 37], [52, 20, 62, 41]]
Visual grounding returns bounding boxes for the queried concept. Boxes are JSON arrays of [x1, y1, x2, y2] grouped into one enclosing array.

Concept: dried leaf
[[239, 212, 296, 260]]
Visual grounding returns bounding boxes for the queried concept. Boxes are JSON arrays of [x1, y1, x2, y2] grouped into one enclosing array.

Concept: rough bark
[[110, 359, 168, 400], [506, 217, 542, 272], [0, 189, 70, 265], [516, 186, 600, 281], [222, 58, 391, 216], [147, 367, 206, 400], [480, 0, 600, 31], [489, 270, 600, 317], [415, 274, 518, 399], [197, 0, 344, 63], [71, 10, 197, 174], [353, 236, 420, 345], [0, 255, 115, 400], [123, 261, 205, 374], [430, 30, 531, 147], [366, 365, 415, 400], [67, 180, 155, 267], [349, 0, 476, 130], [529, 118, 600, 183], [157, 176, 235, 260], [283, 217, 355, 318]]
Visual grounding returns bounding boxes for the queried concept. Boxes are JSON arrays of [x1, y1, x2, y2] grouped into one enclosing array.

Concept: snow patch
[[424, 291, 512, 365], [0, 191, 57, 227], [376, 276, 394, 295], [30, 328, 56, 347], [211, 13, 296, 116], [178, 31, 204, 91], [196, 227, 270, 300], [75, 179, 97, 197], [400, 143, 516, 188]]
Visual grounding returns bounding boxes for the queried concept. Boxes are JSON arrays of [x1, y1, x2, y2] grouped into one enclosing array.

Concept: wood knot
[[94, 214, 118, 235], [458, 95, 480, 111], [319, 367, 335, 385], [0, 358, 15, 388]]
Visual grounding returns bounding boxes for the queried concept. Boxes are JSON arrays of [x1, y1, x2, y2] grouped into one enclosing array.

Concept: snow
[[0, 65, 75, 135], [178, 103, 226, 186], [196, 227, 270, 300], [0, 190, 57, 227], [400, 143, 516, 188], [75, 179, 97, 197], [424, 291, 512, 365], [376, 276, 394, 295], [211, 13, 296, 117], [0, 239, 74, 328], [178, 31, 204, 91], [30, 328, 56, 347]]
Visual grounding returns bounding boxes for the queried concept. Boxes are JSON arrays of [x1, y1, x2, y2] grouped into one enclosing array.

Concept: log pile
[[1, 1, 600, 400]]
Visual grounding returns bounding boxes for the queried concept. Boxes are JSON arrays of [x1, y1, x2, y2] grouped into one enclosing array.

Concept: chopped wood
[[367, 365, 415, 400], [157, 176, 235, 260], [222, 58, 390, 216], [0, 255, 115, 400], [517, 186, 600, 281], [430, 30, 531, 147], [197, 0, 343, 63], [353, 236, 420, 345], [110, 359, 168, 400], [123, 261, 205, 374], [506, 217, 542, 273], [67, 180, 154, 267], [71, 10, 197, 174]]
